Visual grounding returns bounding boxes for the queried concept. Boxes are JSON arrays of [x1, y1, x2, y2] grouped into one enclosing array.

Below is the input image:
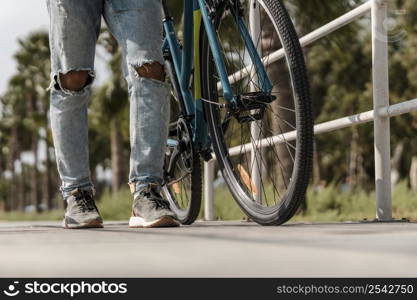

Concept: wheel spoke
[[200, 0, 312, 225]]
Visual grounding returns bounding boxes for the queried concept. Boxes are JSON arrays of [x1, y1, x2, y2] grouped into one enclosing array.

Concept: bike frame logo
[[3, 281, 20, 297]]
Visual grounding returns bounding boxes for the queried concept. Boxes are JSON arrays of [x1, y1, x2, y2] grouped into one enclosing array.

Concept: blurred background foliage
[[0, 0, 416, 221]]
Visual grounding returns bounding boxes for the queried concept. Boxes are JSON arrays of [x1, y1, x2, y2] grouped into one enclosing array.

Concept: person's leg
[[104, 0, 170, 196], [47, 0, 104, 228], [104, 0, 178, 227], [47, 0, 102, 199]]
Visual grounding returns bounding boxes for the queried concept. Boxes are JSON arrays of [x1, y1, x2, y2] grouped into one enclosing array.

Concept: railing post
[[204, 160, 215, 221], [249, 0, 263, 203], [371, 0, 392, 220]]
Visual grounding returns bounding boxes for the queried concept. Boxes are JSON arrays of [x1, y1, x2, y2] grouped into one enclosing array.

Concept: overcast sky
[[0, 0, 108, 95], [0, 1, 49, 94]]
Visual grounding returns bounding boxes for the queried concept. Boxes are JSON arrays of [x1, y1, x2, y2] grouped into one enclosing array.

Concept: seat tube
[[180, 0, 194, 92]]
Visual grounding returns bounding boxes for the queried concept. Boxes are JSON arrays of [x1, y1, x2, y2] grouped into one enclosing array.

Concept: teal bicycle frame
[[161, 0, 273, 155]]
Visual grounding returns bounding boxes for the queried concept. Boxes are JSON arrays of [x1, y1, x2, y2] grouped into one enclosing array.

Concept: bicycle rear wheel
[[161, 59, 202, 225], [201, 0, 313, 225]]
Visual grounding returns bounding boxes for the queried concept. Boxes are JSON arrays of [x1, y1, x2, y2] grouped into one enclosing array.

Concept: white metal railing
[[204, 0, 417, 221]]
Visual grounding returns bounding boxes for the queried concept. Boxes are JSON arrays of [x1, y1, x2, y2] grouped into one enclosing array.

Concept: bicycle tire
[[162, 151, 202, 225], [200, 0, 313, 225], [162, 59, 202, 225]]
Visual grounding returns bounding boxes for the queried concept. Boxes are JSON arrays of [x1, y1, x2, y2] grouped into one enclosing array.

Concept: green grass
[[97, 187, 132, 221], [210, 180, 417, 222], [0, 210, 63, 222], [1, 181, 416, 222]]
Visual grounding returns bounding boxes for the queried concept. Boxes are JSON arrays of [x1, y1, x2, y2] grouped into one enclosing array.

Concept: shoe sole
[[129, 216, 180, 228], [62, 219, 104, 229]]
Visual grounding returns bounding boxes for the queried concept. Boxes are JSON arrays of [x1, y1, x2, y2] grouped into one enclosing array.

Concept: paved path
[[0, 221, 416, 277]]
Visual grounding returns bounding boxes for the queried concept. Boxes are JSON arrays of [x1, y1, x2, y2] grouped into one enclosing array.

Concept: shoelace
[[140, 188, 170, 210], [75, 191, 97, 213]]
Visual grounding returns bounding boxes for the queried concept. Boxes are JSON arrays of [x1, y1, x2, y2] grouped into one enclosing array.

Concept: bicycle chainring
[[176, 118, 194, 173]]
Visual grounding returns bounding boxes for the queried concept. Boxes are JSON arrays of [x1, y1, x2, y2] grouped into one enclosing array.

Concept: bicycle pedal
[[236, 111, 264, 123], [238, 92, 276, 110]]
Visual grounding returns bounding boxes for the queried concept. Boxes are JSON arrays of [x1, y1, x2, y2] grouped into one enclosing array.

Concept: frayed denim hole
[[51, 70, 95, 96], [130, 61, 167, 82]]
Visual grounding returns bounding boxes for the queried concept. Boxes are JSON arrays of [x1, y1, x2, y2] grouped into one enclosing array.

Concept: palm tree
[[1, 79, 29, 211], [258, 0, 362, 190], [0, 32, 54, 212], [13, 32, 52, 211]]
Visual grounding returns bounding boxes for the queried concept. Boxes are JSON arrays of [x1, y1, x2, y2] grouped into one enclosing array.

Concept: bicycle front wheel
[[201, 0, 313, 225]]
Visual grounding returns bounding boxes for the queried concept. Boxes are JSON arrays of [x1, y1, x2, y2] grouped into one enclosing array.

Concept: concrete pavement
[[0, 221, 416, 277]]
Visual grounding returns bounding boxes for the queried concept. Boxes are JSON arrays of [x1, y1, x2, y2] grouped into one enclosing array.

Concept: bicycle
[[161, 0, 313, 225]]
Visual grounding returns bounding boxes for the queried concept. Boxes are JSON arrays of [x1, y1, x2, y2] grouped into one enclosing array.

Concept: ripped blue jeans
[[47, 0, 170, 199]]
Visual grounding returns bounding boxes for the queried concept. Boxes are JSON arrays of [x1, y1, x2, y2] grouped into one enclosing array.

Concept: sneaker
[[129, 183, 179, 228], [62, 188, 103, 229]]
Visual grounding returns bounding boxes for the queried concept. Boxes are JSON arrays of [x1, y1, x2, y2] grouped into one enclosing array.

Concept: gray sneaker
[[129, 183, 179, 228], [62, 188, 103, 229]]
